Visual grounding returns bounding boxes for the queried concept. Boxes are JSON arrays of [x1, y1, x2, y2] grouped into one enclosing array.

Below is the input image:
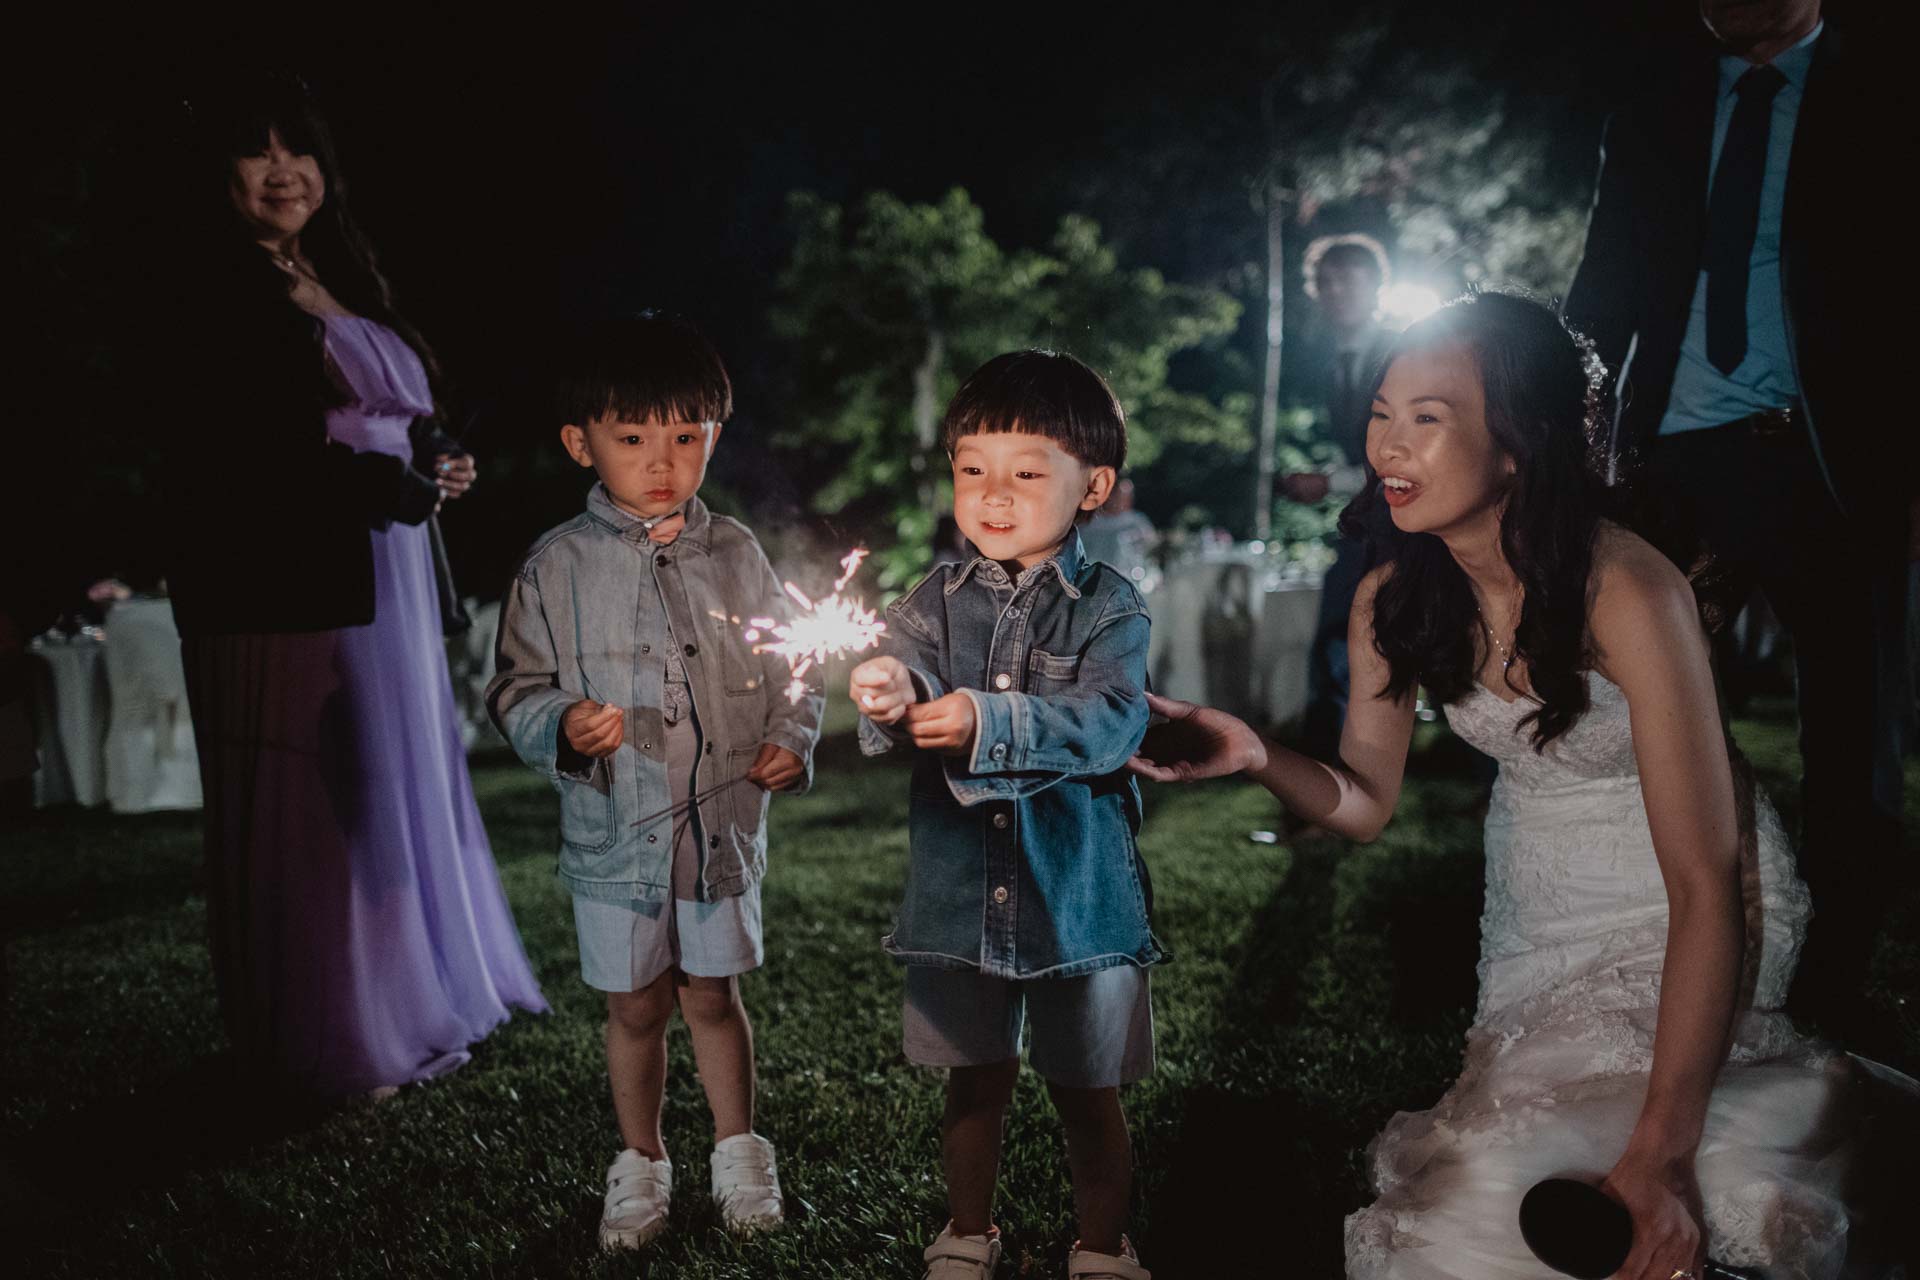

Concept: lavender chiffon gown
[[191, 314, 545, 1098]]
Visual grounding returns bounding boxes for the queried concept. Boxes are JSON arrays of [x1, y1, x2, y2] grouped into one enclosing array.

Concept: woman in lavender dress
[[167, 77, 544, 1099]]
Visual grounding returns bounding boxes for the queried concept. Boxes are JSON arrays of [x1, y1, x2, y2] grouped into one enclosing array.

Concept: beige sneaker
[[921, 1222, 1002, 1279], [1067, 1235, 1150, 1280], [710, 1132, 783, 1232], [599, 1148, 671, 1250]]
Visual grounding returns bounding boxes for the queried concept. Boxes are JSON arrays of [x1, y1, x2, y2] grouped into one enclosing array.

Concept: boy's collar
[[945, 530, 1085, 599], [586, 484, 713, 552]]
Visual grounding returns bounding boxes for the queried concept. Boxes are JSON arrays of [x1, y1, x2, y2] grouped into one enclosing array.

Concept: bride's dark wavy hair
[[1342, 289, 1616, 750]]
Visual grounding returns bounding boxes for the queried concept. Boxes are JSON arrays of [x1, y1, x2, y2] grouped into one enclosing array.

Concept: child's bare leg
[[676, 973, 755, 1142], [606, 971, 678, 1158], [1046, 1081, 1132, 1255], [944, 1058, 1021, 1236]]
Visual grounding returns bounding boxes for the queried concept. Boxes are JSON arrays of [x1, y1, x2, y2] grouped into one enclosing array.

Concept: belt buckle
[[1748, 406, 1796, 438]]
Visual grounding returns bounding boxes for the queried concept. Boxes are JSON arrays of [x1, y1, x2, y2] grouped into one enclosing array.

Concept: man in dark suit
[[1285, 234, 1398, 762], [1564, 0, 1908, 1038]]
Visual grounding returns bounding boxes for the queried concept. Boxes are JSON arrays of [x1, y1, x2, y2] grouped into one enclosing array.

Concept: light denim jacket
[[859, 533, 1162, 978], [487, 487, 824, 903]]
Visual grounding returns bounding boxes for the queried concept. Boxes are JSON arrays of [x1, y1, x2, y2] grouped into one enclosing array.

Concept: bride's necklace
[[1476, 605, 1517, 673], [268, 248, 317, 282]]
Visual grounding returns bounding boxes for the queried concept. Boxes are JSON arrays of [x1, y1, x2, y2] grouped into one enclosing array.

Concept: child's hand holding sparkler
[[562, 699, 624, 758], [745, 743, 806, 791], [850, 656, 916, 724], [903, 692, 977, 757]]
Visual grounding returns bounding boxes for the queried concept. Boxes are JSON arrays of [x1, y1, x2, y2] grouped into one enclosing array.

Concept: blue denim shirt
[[486, 487, 824, 903], [859, 533, 1162, 978]]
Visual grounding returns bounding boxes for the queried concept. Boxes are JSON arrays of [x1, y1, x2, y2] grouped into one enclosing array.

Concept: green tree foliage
[[771, 188, 1242, 587]]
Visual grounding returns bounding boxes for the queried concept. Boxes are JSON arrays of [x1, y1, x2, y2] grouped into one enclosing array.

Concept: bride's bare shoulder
[[1590, 521, 1689, 602], [1587, 521, 1702, 671]]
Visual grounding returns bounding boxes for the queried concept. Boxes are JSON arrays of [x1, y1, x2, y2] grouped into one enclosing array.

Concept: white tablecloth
[[29, 635, 108, 808], [1146, 549, 1323, 728], [101, 599, 202, 813], [30, 599, 202, 812]]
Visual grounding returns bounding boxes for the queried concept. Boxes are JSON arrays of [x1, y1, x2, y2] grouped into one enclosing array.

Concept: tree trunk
[[1254, 173, 1285, 541], [911, 326, 945, 506]]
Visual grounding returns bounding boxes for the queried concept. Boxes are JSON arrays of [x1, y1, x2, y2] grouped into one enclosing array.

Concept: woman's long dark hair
[[1343, 289, 1616, 750], [180, 73, 442, 415]]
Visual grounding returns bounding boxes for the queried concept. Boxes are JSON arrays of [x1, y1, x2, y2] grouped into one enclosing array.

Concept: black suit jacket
[[1285, 325, 1398, 469], [1562, 24, 1901, 526]]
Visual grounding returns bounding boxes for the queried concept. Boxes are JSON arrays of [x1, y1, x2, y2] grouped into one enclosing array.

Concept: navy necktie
[[1705, 64, 1786, 376]]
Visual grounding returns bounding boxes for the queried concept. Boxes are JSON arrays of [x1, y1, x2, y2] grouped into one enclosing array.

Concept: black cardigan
[[163, 299, 442, 638]]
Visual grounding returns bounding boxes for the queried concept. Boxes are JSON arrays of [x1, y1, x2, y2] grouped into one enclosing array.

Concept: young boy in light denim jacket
[[486, 313, 822, 1252], [849, 351, 1158, 1280]]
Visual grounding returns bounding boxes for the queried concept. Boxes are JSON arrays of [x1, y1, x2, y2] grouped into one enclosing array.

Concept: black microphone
[[1518, 1178, 1765, 1279]]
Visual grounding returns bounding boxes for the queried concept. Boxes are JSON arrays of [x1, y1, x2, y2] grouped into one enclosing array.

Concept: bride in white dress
[[1130, 292, 1911, 1279]]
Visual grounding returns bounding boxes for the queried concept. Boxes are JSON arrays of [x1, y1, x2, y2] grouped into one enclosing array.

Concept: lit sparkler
[[748, 548, 886, 704]]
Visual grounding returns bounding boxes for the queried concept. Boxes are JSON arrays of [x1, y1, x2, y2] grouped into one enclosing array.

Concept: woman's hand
[[1600, 1152, 1706, 1280], [746, 743, 805, 791], [1127, 691, 1268, 782], [562, 699, 624, 759], [850, 656, 916, 724], [434, 452, 477, 500]]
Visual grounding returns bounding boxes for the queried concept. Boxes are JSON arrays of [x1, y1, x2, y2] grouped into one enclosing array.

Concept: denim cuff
[[963, 688, 1018, 774], [856, 664, 948, 756]]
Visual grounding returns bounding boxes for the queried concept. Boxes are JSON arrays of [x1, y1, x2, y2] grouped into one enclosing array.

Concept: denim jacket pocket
[[559, 768, 617, 854], [1026, 648, 1083, 688], [727, 744, 771, 837]]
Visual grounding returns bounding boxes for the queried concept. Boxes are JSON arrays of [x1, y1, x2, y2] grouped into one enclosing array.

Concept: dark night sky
[[13, 0, 1877, 608]]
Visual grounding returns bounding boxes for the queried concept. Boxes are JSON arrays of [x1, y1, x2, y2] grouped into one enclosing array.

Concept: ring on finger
[[1669, 1270, 1696, 1280]]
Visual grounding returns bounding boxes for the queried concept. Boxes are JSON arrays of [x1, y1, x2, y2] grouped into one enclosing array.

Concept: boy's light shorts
[[573, 885, 763, 992], [902, 963, 1155, 1088]]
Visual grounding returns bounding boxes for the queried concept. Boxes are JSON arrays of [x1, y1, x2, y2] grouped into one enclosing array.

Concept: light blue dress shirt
[[1659, 22, 1822, 436]]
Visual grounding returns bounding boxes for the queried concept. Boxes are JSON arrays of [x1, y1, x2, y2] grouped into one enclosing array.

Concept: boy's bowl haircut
[[940, 350, 1127, 471], [555, 310, 733, 430]]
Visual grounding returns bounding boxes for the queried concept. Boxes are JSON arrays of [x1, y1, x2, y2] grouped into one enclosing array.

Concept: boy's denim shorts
[[572, 886, 763, 992], [901, 963, 1154, 1087]]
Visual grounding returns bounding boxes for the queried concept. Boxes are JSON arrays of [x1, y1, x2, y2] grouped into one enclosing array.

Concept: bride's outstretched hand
[[1599, 1153, 1706, 1280], [1126, 692, 1268, 783]]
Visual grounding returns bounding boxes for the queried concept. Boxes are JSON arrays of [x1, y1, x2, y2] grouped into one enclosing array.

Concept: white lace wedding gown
[[1344, 672, 1887, 1280]]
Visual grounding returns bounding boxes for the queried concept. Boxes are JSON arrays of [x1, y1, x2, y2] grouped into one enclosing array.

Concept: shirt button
[[992, 886, 1009, 904], [641, 644, 651, 654], [647, 834, 658, 844], [992, 812, 1009, 829], [709, 834, 721, 849], [991, 744, 1007, 760], [641, 742, 652, 752], [994, 673, 1012, 689], [684, 644, 698, 657], [656, 554, 668, 567], [704, 742, 714, 755]]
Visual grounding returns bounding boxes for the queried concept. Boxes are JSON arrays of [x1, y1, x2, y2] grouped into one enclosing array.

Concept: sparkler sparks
[[748, 547, 886, 703]]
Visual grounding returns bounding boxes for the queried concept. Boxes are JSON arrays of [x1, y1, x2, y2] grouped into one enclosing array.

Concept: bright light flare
[[1381, 282, 1444, 327], [747, 548, 887, 704]]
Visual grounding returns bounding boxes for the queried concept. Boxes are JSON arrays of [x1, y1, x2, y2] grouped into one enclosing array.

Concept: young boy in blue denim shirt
[[486, 313, 822, 1252], [850, 351, 1158, 1280]]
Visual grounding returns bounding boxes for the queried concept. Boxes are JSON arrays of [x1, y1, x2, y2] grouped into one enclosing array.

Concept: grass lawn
[[5, 695, 1915, 1277]]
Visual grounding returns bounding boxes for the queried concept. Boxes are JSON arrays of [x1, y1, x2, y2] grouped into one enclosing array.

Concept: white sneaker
[[1067, 1235, 1150, 1280], [599, 1148, 671, 1250], [710, 1132, 783, 1232], [921, 1222, 1002, 1279]]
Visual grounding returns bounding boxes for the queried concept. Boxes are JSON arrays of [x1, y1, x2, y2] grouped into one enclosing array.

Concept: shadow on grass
[[1146, 840, 1351, 1272], [5, 1050, 339, 1261], [1143, 742, 1488, 1274]]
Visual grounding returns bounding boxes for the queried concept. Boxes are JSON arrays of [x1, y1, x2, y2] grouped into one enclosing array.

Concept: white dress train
[[1344, 672, 1903, 1280]]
